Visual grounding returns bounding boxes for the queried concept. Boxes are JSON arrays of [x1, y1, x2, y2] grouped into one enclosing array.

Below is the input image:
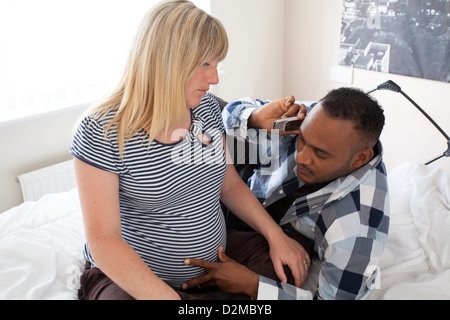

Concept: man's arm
[[182, 236, 383, 300], [222, 96, 308, 179], [222, 96, 307, 135], [183, 247, 260, 299], [316, 236, 384, 300], [182, 247, 312, 300]]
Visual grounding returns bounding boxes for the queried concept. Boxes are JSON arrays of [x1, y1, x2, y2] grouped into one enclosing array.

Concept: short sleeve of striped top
[[70, 93, 228, 288], [69, 111, 123, 174]]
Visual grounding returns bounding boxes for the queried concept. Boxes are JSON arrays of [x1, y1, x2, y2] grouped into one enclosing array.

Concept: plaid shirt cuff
[[257, 276, 313, 300]]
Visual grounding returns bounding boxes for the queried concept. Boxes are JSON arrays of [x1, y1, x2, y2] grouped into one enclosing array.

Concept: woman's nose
[[209, 68, 219, 85]]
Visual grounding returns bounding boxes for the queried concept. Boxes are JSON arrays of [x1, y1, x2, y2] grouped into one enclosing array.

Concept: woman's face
[[185, 59, 220, 109]]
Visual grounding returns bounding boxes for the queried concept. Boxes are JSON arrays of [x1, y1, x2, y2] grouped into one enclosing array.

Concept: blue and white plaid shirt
[[223, 98, 390, 300]]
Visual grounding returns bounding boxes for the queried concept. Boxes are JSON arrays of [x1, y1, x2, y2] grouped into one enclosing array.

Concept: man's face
[[296, 103, 363, 184]]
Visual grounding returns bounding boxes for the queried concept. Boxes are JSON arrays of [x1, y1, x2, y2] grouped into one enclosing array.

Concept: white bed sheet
[[0, 188, 85, 300], [369, 162, 450, 299], [0, 162, 449, 300]]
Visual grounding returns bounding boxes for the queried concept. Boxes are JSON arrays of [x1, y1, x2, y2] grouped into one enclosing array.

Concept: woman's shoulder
[[72, 108, 120, 149], [74, 108, 119, 140], [195, 92, 219, 111], [196, 93, 224, 119], [193, 93, 225, 131], [81, 108, 117, 127]]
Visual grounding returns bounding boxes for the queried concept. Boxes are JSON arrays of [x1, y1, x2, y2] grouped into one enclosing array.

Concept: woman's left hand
[[267, 232, 311, 288]]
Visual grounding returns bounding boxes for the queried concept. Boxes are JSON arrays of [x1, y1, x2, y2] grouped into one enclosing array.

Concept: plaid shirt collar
[[283, 142, 384, 225]]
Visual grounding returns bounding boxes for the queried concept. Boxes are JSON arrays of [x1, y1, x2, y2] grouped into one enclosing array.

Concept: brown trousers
[[78, 230, 310, 300]]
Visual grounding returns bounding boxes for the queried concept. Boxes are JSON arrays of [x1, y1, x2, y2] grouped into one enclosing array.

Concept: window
[[0, 0, 210, 125]]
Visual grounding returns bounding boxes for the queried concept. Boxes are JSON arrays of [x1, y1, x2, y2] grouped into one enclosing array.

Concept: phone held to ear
[[273, 117, 302, 133]]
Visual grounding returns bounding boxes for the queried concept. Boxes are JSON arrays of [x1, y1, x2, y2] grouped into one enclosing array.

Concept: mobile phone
[[273, 117, 302, 133]]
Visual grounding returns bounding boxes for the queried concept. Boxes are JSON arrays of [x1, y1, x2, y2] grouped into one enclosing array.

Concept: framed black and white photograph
[[339, 0, 450, 83]]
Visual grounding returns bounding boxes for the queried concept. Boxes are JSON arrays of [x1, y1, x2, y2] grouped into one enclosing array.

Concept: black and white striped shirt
[[70, 93, 228, 288]]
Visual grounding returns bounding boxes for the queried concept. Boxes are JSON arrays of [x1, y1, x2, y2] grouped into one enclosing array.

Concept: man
[[183, 87, 390, 300]]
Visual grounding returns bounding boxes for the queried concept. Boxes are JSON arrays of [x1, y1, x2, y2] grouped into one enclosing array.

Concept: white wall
[[210, 0, 285, 102], [0, 105, 86, 213], [283, 0, 450, 173]]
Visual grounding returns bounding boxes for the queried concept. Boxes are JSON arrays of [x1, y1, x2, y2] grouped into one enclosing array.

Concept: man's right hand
[[248, 96, 307, 134]]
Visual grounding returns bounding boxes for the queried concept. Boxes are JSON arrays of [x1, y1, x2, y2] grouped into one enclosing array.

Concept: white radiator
[[17, 160, 77, 202]]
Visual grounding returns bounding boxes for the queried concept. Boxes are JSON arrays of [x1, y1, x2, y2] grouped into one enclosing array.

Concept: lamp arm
[[425, 154, 445, 166], [399, 91, 450, 141], [399, 90, 450, 165], [367, 80, 450, 165]]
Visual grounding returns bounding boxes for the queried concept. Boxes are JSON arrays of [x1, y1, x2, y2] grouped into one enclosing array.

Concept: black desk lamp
[[366, 80, 450, 165]]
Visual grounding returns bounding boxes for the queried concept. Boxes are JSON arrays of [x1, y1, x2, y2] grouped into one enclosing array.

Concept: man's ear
[[352, 148, 374, 170]]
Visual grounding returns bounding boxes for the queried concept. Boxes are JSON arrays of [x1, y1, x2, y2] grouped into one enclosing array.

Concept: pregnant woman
[[71, 0, 308, 300]]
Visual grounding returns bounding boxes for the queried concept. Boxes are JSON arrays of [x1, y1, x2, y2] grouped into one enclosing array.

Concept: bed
[[1, 161, 449, 300]]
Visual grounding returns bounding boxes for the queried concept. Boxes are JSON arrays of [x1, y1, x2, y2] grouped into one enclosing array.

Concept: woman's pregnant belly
[[121, 208, 227, 288]]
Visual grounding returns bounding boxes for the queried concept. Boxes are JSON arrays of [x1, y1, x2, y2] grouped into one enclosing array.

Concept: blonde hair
[[88, 0, 228, 157]]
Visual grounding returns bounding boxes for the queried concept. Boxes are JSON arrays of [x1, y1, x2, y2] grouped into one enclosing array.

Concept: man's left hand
[[182, 247, 259, 299]]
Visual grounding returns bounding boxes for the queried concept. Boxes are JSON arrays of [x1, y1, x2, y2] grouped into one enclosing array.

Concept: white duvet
[[0, 188, 85, 300], [369, 162, 450, 299], [0, 162, 449, 300]]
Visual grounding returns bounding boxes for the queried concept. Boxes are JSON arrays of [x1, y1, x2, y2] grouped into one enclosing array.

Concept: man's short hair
[[319, 87, 385, 147]]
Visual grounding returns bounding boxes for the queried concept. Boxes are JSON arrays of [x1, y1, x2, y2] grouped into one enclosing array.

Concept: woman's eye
[[203, 62, 210, 67]]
